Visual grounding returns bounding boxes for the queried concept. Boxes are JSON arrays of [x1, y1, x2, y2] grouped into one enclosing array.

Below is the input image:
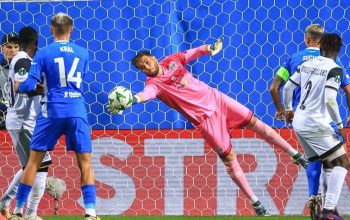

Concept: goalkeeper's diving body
[[108, 38, 308, 216]]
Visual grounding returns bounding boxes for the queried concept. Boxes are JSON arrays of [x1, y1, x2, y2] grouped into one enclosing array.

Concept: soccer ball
[[108, 86, 133, 109]]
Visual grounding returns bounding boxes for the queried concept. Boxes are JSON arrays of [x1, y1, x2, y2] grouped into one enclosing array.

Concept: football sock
[[82, 185, 97, 217], [14, 182, 32, 215], [0, 169, 23, 208], [251, 119, 298, 156], [323, 166, 347, 210], [320, 167, 332, 205], [25, 171, 48, 218], [224, 158, 258, 204], [306, 160, 322, 197]]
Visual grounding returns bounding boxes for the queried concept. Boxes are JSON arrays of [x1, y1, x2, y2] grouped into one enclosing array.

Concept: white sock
[[320, 168, 332, 206], [250, 195, 259, 205], [323, 166, 347, 210], [25, 172, 48, 218], [0, 169, 23, 207], [85, 208, 96, 217], [13, 207, 23, 215]]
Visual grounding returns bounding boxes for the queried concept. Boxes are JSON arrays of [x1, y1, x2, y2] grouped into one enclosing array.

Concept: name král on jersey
[[298, 65, 328, 76], [60, 46, 74, 53]]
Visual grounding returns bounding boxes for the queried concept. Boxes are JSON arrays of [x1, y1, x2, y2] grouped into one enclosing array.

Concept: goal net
[[0, 0, 349, 216]]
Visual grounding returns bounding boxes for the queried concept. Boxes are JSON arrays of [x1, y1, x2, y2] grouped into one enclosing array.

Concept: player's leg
[[21, 129, 51, 220], [4, 128, 51, 220], [24, 171, 47, 220], [295, 128, 348, 219], [305, 160, 322, 220], [320, 165, 332, 206], [319, 161, 340, 218], [65, 117, 99, 220], [198, 107, 270, 216], [221, 150, 270, 216], [12, 150, 46, 218], [295, 130, 322, 220], [320, 147, 349, 219], [1, 130, 25, 219], [221, 94, 307, 168], [76, 153, 98, 219], [306, 160, 322, 197], [10, 115, 59, 220], [246, 116, 308, 168], [0, 169, 23, 219]]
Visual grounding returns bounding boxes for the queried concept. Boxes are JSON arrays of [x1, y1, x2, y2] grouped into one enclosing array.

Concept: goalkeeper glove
[[208, 37, 223, 56]]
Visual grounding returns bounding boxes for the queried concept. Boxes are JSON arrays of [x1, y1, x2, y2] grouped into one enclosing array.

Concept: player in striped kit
[[8, 13, 99, 220], [270, 24, 350, 218], [283, 33, 349, 220], [0, 27, 51, 220], [108, 38, 308, 216]]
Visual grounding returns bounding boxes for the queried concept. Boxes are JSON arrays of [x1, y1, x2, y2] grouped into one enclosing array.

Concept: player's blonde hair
[[51, 12, 73, 36], [305, 24, 324, 42]]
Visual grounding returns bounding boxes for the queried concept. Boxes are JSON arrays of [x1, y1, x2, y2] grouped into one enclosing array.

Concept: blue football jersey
[[29, 41, 89, 118], [278, 47, 350, 108]]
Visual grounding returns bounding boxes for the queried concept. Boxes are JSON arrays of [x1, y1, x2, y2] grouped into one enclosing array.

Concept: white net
[[0, 0, 349, 216]]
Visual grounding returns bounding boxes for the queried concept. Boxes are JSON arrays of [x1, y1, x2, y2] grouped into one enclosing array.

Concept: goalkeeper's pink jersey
[[138, 45, 222, 126]]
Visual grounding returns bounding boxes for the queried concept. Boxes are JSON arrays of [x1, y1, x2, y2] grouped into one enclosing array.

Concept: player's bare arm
[[342, 84, 350, 127], [14, 80, 43, 94], [325, 86, 346, 142], [282, 78, 298, 124], [270, 74, 287, 121]]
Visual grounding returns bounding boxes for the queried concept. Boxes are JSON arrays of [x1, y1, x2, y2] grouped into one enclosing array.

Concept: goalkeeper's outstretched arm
[[181, 37, 224, 65]]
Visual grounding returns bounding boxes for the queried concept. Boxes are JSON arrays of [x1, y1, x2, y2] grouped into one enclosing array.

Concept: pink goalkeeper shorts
[[196, 93, 253, 158]]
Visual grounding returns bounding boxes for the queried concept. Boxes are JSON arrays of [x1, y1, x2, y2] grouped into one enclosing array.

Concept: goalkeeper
[[109, 37, 308, 216]]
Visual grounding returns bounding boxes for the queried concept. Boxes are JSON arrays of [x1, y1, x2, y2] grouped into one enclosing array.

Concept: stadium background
[[0, 0, 350, 217]]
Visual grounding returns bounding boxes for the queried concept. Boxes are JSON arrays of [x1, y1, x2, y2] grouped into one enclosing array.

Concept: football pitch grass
[[41, 215, 350, 220]]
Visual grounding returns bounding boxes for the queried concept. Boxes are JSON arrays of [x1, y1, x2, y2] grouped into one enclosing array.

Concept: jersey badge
[[15, 68, 28, 82], [334, 75, 341, 83], [169, 61, 178, 71], [18, 67, 27, 76]]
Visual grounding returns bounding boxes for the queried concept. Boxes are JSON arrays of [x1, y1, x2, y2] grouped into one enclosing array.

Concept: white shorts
[[294, 126, 342, 161], [8, 128, 52, 168]]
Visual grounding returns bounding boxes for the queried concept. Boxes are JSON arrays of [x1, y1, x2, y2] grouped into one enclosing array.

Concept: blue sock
[[81, 185, 96, 209], [16, 182, 32, 209], [306, 160, 322, 197]]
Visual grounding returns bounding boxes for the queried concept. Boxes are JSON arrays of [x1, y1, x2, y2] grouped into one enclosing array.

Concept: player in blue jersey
[[270, 24, 350, 219], [8, 13, 99, 220]]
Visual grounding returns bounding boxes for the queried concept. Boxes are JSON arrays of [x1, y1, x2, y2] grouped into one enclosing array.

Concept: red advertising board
[[0, 129, 349, 216]]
